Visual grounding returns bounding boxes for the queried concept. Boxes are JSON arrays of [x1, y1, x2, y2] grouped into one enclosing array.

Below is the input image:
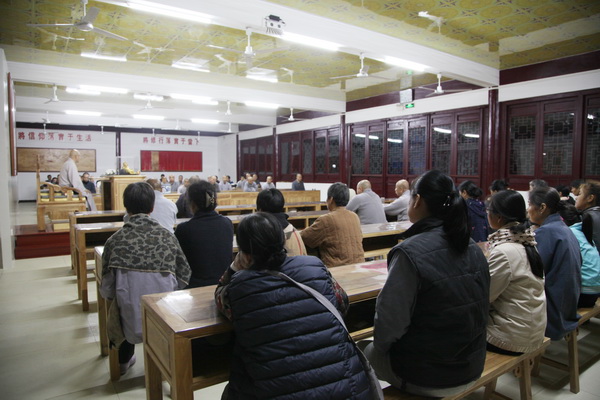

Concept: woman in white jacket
[[485, 190, 547, 354]]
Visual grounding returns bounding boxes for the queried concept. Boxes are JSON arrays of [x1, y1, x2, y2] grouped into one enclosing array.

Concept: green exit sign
[[404, 103, 415, 109]]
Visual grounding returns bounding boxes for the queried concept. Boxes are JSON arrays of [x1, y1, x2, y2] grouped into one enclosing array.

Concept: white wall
[[16, 128, 116, 201], [218, 134, 237, 181], [1, 50, 17, 269], [119, 131, 220, 181]]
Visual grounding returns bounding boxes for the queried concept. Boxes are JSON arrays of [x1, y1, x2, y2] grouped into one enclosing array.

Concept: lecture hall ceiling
[[0, 0, 598, 131]]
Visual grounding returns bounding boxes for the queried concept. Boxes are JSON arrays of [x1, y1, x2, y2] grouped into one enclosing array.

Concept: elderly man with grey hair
[[384, 179, 411, 221], [176, 175, 202, 218], [346, 180, 386, 224]]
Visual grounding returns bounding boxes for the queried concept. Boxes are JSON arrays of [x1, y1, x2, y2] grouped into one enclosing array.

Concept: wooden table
[[75, 217, 404, 311], [216, 201, 327, 215], [141, 259, 388, 400]]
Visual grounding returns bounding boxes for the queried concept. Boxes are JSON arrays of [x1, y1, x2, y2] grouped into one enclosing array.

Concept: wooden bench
[[533, 300, 600, 394], [36, 164, 86, 231], [383, 337, 551, 400]]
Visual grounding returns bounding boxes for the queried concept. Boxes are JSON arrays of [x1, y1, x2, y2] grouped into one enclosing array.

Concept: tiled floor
[[2, 203, 600, 399]]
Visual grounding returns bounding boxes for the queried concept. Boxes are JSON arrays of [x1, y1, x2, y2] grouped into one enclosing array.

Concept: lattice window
[[408, 126, 426, 175], [280, 142, 289, 175], [315, 136, 326, 173], [369, 131, 384, 174], [543, 111, 573, 175], [329, 134, 339, 173], [352, 133, 365, 174], [509, 115, 536, 175], [585, 108, 600, 176], [303, 138, 313, 174], [387, 129, 403, 175], [457, 121, 480, 176], [431, 124, 452, 174]]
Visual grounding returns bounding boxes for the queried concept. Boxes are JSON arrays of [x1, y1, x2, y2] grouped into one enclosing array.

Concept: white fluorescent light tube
[[66, 87, 101, 95], [127, 0, 212, 24], [191, 118, 220, 125], [81, 52, 127, 62], [368, 135, 379, 140], [433, 127, 452, 134], [134, 93, 164, 101], [80, 85, 129, 94], [464, 133, 480, 138], [132, 114, 165, 120], [384, 56, 428, 72], [246, 75, 278, 83], [244, 101, 279, 109], [171, 62, 210, 72], [192, 99, 219, 106], [387, 138, 403, 143], [355, 133, 366, 138], [171, 93, 209, 101], [282, 32, 340, 51], [65, 110, 102, 116]]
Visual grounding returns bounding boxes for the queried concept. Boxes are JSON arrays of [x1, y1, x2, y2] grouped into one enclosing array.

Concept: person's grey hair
[[146, 178, 161, 191], [327, 182, 350, 207], [188, 175, 202, 185]]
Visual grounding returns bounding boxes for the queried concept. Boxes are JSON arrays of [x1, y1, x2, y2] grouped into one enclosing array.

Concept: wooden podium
[[101, 175, 145, 211]]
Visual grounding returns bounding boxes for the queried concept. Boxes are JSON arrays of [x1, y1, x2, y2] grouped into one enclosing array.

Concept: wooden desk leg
[[79, 251, 89, 311], [170, 336, 193, 400], [144, 345, 163, 400], [483, 378, 497, 399], [97, 286, 108, 356], [515, 358, 533, 400], [566, 330, 580, 394]]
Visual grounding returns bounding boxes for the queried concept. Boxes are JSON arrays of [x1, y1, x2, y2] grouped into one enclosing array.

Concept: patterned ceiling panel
[[0, 0, 598, 105]]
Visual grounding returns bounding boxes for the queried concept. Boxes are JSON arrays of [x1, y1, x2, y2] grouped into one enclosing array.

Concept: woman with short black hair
[[528, 187, 581, 340], [215, 212, 372, 399], [363, 170, 490, 396], [175, 181, 234, 288]]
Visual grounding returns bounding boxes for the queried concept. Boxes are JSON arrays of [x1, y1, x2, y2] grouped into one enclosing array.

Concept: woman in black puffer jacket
[[215, 212, 371, 400]]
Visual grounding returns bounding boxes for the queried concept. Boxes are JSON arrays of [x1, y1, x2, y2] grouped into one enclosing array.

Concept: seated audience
[[361, 170, 489, 397], [291, 173, 305, 191], [45, 174, 52, 183], [559, 203, 600, 308], [384, 179, 410, 221], [252, 173, 261, 188], [489, 179, 509, 195], [576, 180, 600, 252], [160, 176, 171, 193], [100, 182, 191, 375], [243, 176, 259, 192], [346, 180, 387, 224], [147, 179, 177, 233], [175, 181, 234, 288], [528, 187, 581, 340], [256, 188, 306, 256], [486, 190, 546, 355], [570, 179, 584, 200], [50, 177, 58, 184], [529, 178, 548, 191], [301, 182, 364, 267], [235, 175, 246, 190], [556, 185, 575, 205], [81, 172, 96, 193], [261, 175, 275, 190], [458, 180, 489, 242], [214, 212, 373, 399], [218, 175, 232, 191], [176, 176, 201, 218], [177, 178, 189, 195], [169, 175, 180, 193], [208, 175, 220, 192]]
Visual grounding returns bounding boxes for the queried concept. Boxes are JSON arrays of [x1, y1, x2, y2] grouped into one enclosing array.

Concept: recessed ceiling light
[[134, 93, 164, 102], [126, 0, 213, 24], [66, 87, 101, 95], [281, 32, 340, 51], [132, 114, 164, 120], [80, 85, 129, 94], [65, 110, 102, 116], [81, 52, 127, 62], [245, 101, 279, 109], [191, 118, 220, 124]]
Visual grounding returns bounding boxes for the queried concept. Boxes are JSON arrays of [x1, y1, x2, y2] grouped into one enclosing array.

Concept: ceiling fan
[[27, 0, 128, 41], [45, 85, 78, 104], [287, 107, 306, 122], [207, 28, 288, 68], [330, 53, 389, 81], [137, 98, 172, 111], [419, 73, 469, 96]]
